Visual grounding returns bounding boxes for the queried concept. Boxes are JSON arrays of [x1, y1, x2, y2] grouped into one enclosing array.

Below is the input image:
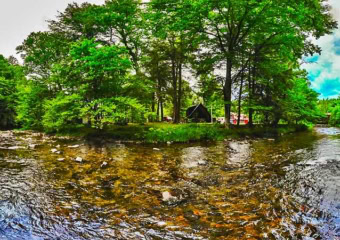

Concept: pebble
[[162, 191, 176, 202], [198, 160, 207, 165], [8, 146, 23, 150], [58, 158, 65, 162], [153, 148, 161, 151], [51, 149, 58, 153], [75, 157, 83, 163], [28, 144, 37, 149], [101, 162, 108, 168], [69, 145, 80, 148], [157, 221, 167, 227]]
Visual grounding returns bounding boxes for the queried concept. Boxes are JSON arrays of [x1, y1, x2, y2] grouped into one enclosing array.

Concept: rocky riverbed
[[0, 128, 339, 239]]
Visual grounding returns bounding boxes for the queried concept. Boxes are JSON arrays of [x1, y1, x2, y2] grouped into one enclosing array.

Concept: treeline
[[319, 98, 340, 126], [0, 0, 337, 132]]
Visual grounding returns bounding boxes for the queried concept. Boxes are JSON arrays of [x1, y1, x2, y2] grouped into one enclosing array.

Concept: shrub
[[16, 82, 49, 130], [42, 94, 84, 133], [145, 124, 224, 143]]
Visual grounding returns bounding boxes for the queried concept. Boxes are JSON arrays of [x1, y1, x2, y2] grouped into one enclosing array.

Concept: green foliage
[[16, 32, 70, 79], [146, 124, 224, 143], [82, 97, 146, 129], [0, 77, 16, 128], [7, 0, 337, 133], [42, 94, 84, 133], [0, 55, 24, 129], [281, 76, 321, 124], [15, 81, 49, 130], [329, 100, 340, 126], [144, 124, 307, 143]]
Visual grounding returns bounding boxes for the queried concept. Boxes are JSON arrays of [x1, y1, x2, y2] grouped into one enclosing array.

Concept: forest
[[0, 0, 339, 134]]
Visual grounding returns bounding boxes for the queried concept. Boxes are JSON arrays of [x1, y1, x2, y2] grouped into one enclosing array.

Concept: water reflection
[[0, 128, 339, 239]]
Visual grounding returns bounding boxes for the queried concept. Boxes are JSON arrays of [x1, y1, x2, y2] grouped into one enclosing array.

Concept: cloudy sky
[[301, 0, 340, 99], [0, 0, 339, 99], [0, 0, 104, 57]]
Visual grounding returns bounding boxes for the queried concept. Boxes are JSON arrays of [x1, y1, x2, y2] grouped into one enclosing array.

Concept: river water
[[0, 127, 339, 239]]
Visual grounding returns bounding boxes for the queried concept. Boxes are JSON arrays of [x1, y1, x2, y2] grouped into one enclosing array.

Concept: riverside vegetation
[[77, 123, 308, 143], [0, 0, 339, 141]]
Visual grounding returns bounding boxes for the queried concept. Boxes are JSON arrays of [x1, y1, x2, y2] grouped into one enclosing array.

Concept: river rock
[[28, 144, 37, 149], [69, 145, 80, 148], [8, 146, 24, 150], [198, 160, 207, 165], [162, 191, 176, 202], [51, 148, 58, 153], [101, 162, 108, 168], [58, 158, 65, 162], [153, 148, 161, 151], [157, 221, 167, 227], [75, 157, 83, 163]]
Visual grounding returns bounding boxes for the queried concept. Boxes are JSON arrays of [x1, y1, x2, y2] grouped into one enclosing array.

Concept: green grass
[[54, 123, 309, 143]]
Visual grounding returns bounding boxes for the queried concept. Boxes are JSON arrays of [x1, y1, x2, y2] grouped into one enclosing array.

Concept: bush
[[81, 97, 146, 129], [330, 105, 340, 126], [145, 124, 224, 143], [42, 94, 84, 133], [16, 82, 49, 130]]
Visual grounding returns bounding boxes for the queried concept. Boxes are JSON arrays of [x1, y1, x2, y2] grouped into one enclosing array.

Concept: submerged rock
[[157, 221, 167, 227], [51, 149, 58, 153], [69, 144, 80, 148], [7, 146, 24, 150], [161, 189, 191, 206], [162, 191, 176, 202], [28, 144, 37, 149]]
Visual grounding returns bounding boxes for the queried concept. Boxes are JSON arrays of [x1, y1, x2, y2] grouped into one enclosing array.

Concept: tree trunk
[[156, 61, 162, 122], [151, 92, 156, 122], [237, 67, 244, 126], [248, 48, 259, 128], [171, 56, 178, 123], [224, 58, 232, 128], [161, 100, 164, 122], [177, 62, 183, 123], [157, 100, 160, 122]]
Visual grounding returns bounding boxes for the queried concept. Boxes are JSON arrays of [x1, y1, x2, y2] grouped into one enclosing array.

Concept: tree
[[181, 0, 336, 127], [0, 55, 24, 129]]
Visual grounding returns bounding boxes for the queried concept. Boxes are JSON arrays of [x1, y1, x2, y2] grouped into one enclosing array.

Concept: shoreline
[[6, 123, 311, 144]]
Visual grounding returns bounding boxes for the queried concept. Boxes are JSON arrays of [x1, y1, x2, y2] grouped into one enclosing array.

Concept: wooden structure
[[186, 104, 212, 122]]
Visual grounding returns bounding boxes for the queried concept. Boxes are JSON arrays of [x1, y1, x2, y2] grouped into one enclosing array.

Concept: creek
[[0, 127, 339, 239]]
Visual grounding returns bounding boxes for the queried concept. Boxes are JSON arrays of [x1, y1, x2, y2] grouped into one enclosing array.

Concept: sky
[[302, 0, 340, 99], [0, 0, 104, 58], [0, 0, 339, 99]]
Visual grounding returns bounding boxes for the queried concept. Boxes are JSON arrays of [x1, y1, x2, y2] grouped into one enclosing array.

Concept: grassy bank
[[59, 123, 309, 143]]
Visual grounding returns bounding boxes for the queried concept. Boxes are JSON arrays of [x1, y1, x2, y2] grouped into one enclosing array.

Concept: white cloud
[[301, 0, 340, 98]]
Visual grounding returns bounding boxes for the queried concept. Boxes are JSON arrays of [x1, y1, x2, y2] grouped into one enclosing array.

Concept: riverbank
[[51, 123, 309, 143]]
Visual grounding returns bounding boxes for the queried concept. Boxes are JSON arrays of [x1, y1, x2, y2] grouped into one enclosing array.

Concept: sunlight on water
[[0, 128, 339, 239]]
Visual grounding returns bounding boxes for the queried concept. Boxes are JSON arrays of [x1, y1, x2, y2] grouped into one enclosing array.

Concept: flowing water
[[0, 127, 339, 239]]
